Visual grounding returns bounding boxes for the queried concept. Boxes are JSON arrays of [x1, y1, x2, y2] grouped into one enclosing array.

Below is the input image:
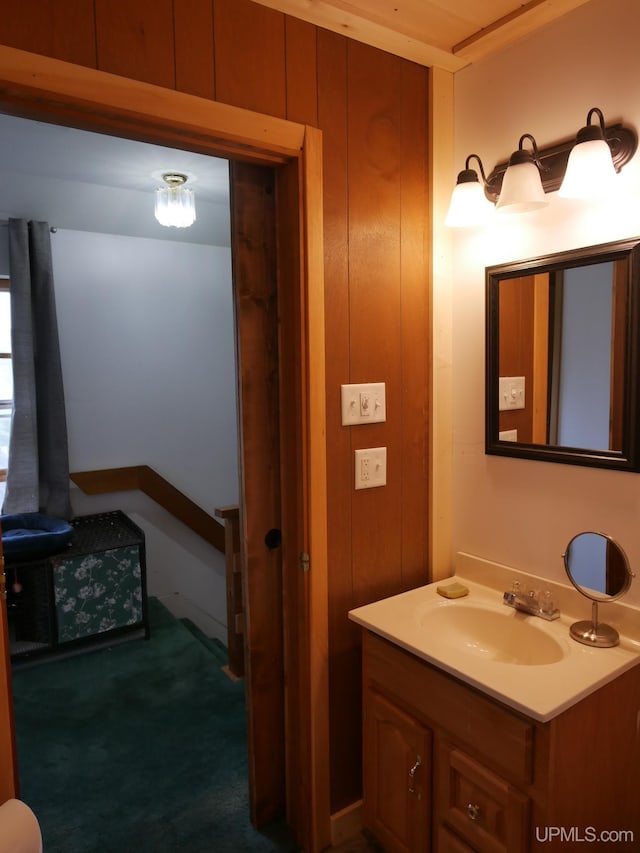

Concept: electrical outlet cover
[[355, 447, 387, 490]]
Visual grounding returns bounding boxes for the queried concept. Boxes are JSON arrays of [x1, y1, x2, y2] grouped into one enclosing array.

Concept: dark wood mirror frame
[[486, 237, 640, 471]]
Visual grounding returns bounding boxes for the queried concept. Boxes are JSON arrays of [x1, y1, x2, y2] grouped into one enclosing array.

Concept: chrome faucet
[[503, 582, 560, 621]]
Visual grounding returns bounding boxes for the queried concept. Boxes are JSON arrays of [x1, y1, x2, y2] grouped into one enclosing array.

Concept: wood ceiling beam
[[249, 0, 468, 71], [453, 0, 592, 63], [251, 0, 593, 70]]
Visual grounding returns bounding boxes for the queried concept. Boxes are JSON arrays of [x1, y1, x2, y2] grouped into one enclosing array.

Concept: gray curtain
[[2, 219, 71, 520]]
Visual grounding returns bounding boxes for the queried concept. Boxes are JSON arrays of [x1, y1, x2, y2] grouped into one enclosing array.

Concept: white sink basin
[[349, 576, 640, 721], [420, 604, 565, 666]]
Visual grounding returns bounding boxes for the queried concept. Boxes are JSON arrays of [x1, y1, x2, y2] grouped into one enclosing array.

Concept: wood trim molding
[[453, 0, 592, 63], [0, 44, 330, 849], [70, 466, 226, 554], [250, 0, 592, 70], [428, 67, 454, 582], [302, 124, 331, 849], [0, 45, 305, 164], [330, 800, 363, 846], [0, 569, 18, 802], [250, 0, 466, 72]]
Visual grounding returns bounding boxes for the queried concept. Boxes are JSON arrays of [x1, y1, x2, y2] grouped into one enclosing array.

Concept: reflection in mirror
[[563, 531, 634, 647], [486, 238, 640, 470]]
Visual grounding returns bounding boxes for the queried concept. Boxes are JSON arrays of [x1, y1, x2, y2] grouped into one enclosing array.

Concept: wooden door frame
[[0, 45, 330, 852]]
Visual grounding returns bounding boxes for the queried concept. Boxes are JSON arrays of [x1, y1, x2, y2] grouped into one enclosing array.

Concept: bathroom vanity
[[350, 577, 640, 852]]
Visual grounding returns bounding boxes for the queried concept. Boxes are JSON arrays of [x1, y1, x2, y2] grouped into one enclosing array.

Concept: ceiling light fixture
[[155, 172, 196, 228], [445, 107, 637, 228]]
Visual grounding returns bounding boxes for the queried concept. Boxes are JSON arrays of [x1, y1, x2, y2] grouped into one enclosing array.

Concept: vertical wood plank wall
[[498, 277, 536, 443], [0, 0, 431, 812]]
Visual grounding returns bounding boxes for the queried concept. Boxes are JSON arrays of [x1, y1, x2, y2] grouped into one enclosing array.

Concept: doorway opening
[[0, 45, 330, 853]]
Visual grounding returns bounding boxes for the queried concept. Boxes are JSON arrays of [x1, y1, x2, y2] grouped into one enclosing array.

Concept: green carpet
[[179, 618, 229, 668], [11, 598, 298, 852]]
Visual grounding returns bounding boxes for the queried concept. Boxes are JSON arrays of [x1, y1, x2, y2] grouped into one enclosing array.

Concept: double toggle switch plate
[[340, 383, 386, 425]]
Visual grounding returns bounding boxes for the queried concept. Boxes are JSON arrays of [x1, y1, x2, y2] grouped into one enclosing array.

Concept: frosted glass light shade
[[155, 178, 196, 228], [496, 161, 548, 214], [558, 139, 617, 199], [445, 181, 494, 227]]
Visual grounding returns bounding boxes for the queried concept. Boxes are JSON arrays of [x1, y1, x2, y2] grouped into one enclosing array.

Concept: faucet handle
[[512, 580, 522, 593], [540, 590, 555, 615]]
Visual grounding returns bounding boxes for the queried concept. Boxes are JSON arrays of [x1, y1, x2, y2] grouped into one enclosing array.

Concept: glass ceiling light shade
[[444, 154, 494, 228], [155, 172, 196, 228], [559, 108, 618, 199], [496, 133, 548, 214]]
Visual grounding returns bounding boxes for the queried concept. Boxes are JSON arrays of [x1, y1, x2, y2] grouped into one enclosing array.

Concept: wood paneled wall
[[0, 0, 430, 812]]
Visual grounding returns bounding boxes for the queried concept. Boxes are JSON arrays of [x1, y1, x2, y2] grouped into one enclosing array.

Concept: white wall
[[452, 0, 640, 606], [50, 229, 238, 639], [52, 229, 238, 513]]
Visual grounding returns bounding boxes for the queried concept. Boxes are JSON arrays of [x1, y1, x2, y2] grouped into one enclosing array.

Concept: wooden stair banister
[[70, 466, 244, 676], [214, 505, 244, 678], [70, 465, 225, 553]]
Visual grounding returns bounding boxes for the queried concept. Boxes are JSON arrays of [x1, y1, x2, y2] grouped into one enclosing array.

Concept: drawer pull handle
[[408, 756, 421, 795], [467, 802, 481, 822]]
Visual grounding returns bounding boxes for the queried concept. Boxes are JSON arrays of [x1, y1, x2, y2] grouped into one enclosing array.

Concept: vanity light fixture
[[155, 172, 196, 228], [444, 154, 494, 228], [444, 107, 637, 227], [558, 107, 618, 199], [495, 133, 548, 214]]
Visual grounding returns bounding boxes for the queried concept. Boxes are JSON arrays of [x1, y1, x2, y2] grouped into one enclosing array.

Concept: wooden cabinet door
[[363, 689, 431, 853]]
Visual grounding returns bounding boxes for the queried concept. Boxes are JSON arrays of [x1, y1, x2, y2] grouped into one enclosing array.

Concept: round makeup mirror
[[563, 531, 634, 647]]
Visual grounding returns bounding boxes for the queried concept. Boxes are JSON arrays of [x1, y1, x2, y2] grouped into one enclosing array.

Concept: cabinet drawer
[[437, 826, 475, 853], [436, 741, 530, 853], [363, 632, 534, 784]]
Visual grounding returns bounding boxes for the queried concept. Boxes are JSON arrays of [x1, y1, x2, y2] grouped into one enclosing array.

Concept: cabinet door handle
[[408, 755, 421, 795], [467, 802, 481, 822]]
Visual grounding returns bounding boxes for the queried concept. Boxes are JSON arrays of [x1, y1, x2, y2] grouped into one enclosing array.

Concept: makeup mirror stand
[[570, 599, 620, 648], [563, 531, 634, 649]]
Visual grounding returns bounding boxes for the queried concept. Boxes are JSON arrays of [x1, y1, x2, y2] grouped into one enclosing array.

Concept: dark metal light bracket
[[484, 123, 638, 202]]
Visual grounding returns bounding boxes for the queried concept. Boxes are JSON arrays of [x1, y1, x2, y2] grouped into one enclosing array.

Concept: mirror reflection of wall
[[497, 259, 625, 451], [567, 530, 608, 594], [556, 263, 613, 448], [486, 238, 640, 471]]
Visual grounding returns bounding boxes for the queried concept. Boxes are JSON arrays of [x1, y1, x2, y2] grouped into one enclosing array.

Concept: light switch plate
[[355, 447, 387, 490], [498, 376, 525, 411], [341, 383, 386, 425]]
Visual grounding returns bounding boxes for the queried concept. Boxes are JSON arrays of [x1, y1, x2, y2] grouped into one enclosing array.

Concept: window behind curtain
[[0, 280, 12, 490]]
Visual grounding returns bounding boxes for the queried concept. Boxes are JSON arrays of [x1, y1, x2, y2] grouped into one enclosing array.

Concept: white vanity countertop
[[348, 576, 640, 722]]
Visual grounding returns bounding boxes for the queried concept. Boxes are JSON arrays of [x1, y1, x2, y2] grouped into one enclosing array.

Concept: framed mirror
[[486, 238, 640, 470]]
